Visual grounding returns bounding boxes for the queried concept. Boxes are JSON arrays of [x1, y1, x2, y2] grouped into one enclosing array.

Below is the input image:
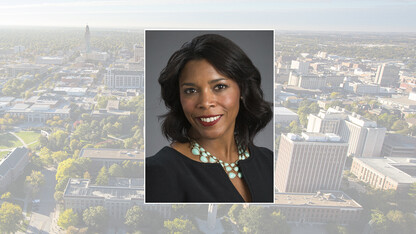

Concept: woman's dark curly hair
[[159, 34, 272, 148]]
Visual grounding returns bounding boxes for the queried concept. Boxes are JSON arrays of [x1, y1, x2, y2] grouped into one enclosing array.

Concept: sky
[[0, 0, 415, 32]]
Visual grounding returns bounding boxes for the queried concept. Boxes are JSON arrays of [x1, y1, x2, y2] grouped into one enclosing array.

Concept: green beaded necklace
[[190, 141, 250, 179]]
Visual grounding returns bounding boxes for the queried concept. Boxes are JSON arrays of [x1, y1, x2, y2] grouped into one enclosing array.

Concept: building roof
[[108, 69, 144, 76], [383, 133, 416, 150], [63, 178, 143, 200], [0, 147, 29, 176], [274, 190, 362, 209], [80, 148, 144, 160], [0, 97, 15, 102], [355, 157, 416, 184], [274, 107, 298, 116], [286, 133, 346, 144]]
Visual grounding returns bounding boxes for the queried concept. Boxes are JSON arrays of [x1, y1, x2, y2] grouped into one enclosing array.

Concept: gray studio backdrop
[[145, 30, 274, 157]]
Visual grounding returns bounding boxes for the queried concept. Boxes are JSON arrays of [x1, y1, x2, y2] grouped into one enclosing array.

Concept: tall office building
[[374, 63, 399, 87], [133, 44, 143, 63], [290, 60, 310, 74], [308, 108, 386, 157], [276, 133, 348, 193], [307, 108, 347, 133], [338, 114, 386, 157]]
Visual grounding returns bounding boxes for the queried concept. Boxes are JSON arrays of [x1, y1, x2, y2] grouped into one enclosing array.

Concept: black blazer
[[145, 145, 273, 203]]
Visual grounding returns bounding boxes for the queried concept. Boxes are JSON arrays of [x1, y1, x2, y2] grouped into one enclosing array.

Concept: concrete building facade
[[63, 178, 170, 220], [0, 147, 29, 192], [273, 191, 362, 225], [276, 133, 348, 193], [105, 69, 144, 90], [351, 157, 416, 193]]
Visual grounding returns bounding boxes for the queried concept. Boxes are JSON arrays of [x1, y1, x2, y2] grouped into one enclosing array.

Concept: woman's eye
[[184, 88, 197, 94], [214, 84, 228, 90]]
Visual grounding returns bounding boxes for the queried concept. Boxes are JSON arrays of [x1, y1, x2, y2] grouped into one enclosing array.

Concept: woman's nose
[[197, 89, 216, 109]]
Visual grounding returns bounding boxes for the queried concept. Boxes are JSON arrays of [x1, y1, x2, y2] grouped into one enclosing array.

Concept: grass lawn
[[14, 131, 41, 145], [0, 133, 23, 149], [0, 150, 11, 159]]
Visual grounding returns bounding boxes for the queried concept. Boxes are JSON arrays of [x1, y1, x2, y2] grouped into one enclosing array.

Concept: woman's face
[[179, 59, 241, 141]]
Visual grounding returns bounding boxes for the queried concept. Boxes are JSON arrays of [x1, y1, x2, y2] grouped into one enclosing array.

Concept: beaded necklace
[[190, 141, 250, 179]]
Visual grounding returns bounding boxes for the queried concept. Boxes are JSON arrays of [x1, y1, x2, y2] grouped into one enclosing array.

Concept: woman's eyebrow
[[209, 78, 227, 84], [180, 78, 227, 87], [180, 82, 195, 87]]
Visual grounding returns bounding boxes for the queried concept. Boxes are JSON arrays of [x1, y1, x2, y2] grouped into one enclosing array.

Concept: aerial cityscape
[[0, 25, 415, 233], [1, 0, 416, 228]]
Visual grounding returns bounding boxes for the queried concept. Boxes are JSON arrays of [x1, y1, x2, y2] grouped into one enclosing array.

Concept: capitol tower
[[85, 25, 91, 53]]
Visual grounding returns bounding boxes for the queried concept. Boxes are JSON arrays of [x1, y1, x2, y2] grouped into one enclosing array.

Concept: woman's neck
[[193, 134, 238, 163]]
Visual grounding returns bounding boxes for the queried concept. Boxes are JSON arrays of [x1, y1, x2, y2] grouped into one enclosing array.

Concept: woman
[[146, 33, 273, 203]]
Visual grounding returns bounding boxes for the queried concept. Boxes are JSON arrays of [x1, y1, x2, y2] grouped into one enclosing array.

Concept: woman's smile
[[196, 115, 223, 127]]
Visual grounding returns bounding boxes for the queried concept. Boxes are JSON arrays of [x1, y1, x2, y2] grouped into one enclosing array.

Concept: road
[[25, 168, 57, 234]]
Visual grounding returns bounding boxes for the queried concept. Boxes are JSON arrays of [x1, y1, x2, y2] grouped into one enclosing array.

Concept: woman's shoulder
[[146, 146, 182, 167], [249, 145, 273, 161]]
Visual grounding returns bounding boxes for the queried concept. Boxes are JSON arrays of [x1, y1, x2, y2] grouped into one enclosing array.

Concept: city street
[[25, 169, 57, 234]]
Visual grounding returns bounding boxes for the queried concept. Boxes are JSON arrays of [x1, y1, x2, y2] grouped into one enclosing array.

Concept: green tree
[[125, 206, 145, 230], [371, 209, 388, 234], [122, 160, 144, 178], [238, 206, 269, 233], [267, 211, 290, 234], [56, 158, 77, 182], [1, 192, 11, 200], [82, 206, 108, 231], [330, 92, 342, 99], [66, 226, 88, 234], [289, 120, 302, 134], [51, 151, 68, 164], [39, 147, 53, 166], [25, 170, 45, 195], [228, 204, 242, 223], [164, 218, 197, 234], [108, 164, 124, 177], [0, 202, 24, 234], [58, 209, 79, 230], [54, 191, 64, 204], [55, 176, 70, 192], [391, 120, 409, 133], [326, 223, 348, 234], [409, 182, 416, 200], [95, 166, 109, 185]]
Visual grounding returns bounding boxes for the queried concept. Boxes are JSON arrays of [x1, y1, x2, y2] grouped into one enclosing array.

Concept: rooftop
[[0, 147, 29, 176], [383, 133, 416, 150], [274, 190, 362, 209], [80, 148, 144, 160], [286, 132, 345, 143], [274, 107, 298, 116], [355, 157, 416, 184], [63, 178, 144, 200]]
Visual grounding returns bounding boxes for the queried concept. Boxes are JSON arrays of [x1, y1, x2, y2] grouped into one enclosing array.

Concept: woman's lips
[[196, 115, 222, 127]]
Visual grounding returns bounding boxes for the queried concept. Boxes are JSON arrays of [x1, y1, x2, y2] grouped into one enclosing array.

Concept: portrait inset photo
[[145, 30, 274, 203]]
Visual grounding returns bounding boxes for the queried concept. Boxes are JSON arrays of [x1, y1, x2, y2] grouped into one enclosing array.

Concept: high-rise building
[[85, 25, 91, 53], [338, 114, 386, 157], [307, 108, 347, 133], [290, 60, 310, 74], [133, 44, 143, 63], [308, 108, 386, 157], [276, 133, 348, 193], [374, 63, 400, 87]]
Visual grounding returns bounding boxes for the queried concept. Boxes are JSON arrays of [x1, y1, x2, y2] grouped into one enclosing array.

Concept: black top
[[145, 145, 273, 203]]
